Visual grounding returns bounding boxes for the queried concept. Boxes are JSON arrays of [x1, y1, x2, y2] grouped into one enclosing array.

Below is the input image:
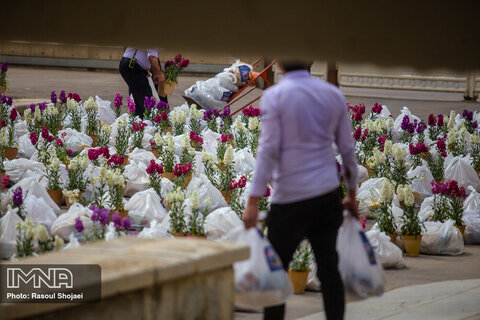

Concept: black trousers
[[264, 190, 345, 320], [118, 58, 168, 119]]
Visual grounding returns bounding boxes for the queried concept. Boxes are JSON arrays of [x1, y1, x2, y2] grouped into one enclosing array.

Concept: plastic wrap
[[357, 178, 387, 216], [17, 133, 37, 159], [124, 161, 149, 197], [224, 60, 253, 86], [420, 220, 464, 255], [392, 107, 421, 141], [202, 129, 222, 157], [337, 212, 384, 298], [63, 232, 81, 250], [418, 196, 435, 222], [7, 177, 61, 214], [408, 165, 434, 198], [138, 220, 173, 239], [366, 230, 405, 269], [463, 209, 480, 244], [186, 174, 227, 213], [464, 186, 480, 211], [215, 72, 239, 92], [204, 207, 242, 240], [229, 227, 293, 309], [0, 207, 23, 259], [357, 165, 369, 185], [24, 195, 57, 231], [234, 148, 256, 176], [50, 204, 93, 240], [95, 95, 116, 124], [62, 128, 93, 154], [4, 159, 46, 183], [444, 156, 480, 192], [125, 188, 167, 226]]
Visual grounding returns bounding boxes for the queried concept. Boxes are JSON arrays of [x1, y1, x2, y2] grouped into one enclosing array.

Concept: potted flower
[[425, 137, 448, 183], [431, 180, 467, 235], [115, 120, 130, 164], [470, 133, 480, 177], [16, 218, 35, 257], [288, 242, 313, 294], [219, 106, 232, 135], [216, 134, 233, 167], [127, 96, 136, 125], [66, 155, 88, 193], [186, 190, 207, 238], [233, 119, 249, 150], [0, 61, 8, 93], [153, 110, 171, 134], [11, 186, 25, 219], [375, 179, 397, 242], [201, 150, 218, 187], [166, 187, 187, 237], [218, 145, 235, 202], [228, 176, 247, 217], [2, 107, 19, 160], [106, 168, 128, 218], [461, 109, 478, 134], [143, 96, 157, 121], [75, 205, 111, 241], [67, 97, 82, 132], [46, 155, 63, 206], [98, 123, 112, 147], [44, 105, 62, 138], [247, 114, 261, 155], [146, 159, 164, 195], [84, 96, 99, 146], [189, 131, 203, 151], [163, 54, 189, 94], [398, 184, 424, 256], [160, 133, 176, 181], [447, 127, 467, 157], [62, 189, 81, 209], [173, 162, 192, 189]]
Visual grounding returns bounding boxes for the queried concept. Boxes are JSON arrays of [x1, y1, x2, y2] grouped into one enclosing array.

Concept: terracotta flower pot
[[402, 234, 422, 257], [455, 225, 466, 237], [162, 171, 175, 182], [89, 134, 99, 147], [110, 209, 129, 219], [387, 233, 397, 243], [221, 190, 232, 203], [164, 81, 177, 95], [4, 147, 18, 160], [288, 270, 309, 294], [171, 231, 186, 238], [47, 189, 63, 207]]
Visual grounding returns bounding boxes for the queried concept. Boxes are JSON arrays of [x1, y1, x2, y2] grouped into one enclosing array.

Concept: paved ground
[[4, 65, 480, 319]]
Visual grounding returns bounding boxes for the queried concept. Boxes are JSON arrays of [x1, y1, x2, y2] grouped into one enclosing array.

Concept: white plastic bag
[[186, 174, 227, 213], [408, 165, 434, 198], [124, 161, 149, 197], [337, 213, 384, 298], [444, 156, 480, 192], [63, 232, 81, 250], [393, 107, 421, 141], [24, 195, 57, 231], [418, 196, 435, 222], [357, 178, 387, 216], [357, 165, 369, 184], [138, 220, 173, 239], [0, 206, 23, 259], [7, 177, 61, 214], [229, 227, 293, 309], [224, 60, 253, 86], [306, 259, 321, 291], [197, 78, 233, 102], [184, 84, 228, 110], [50, 203, 93, 240], [420, 220, 464, 255], [463, 209, 480, 244], [62, 128, 93, 154], [95, 95, 116, 124], [215, 72, 239, 92], [4, 159, 46, 183], [125, 188, 167, 226], [17, 133, 37, 159], [234, 148, 256, 176], [366, 230, 405, 269], [204, 207, 242, 240], [464, 186, 480, 211]]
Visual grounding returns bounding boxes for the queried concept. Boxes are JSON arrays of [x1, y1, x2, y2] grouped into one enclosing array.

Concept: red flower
[[428, 114, 437, 127], [237, 176, 247, 188], [174, 54, 182, 63], [56, 139, 63, 146], [29, 132, 38, 145], [9, 108, 17, 121], [264, 187, 271, 197], [180, 58, 190, 68], [1, 175, 9, 189], [229, 179, 237, 190], [67, 149, 73, 156], [133, 122, 140, 132], [353, 126, 362, 140]]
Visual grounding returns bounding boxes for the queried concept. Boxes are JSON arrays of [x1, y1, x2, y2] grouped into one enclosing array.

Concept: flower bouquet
[[241, 106, 261, 127], [201, 150, 218, 188], [2, 107, 18, 160], [447, 127, 467, 157], [218, 145, 236, 200], [348, 103, 366, 130], [163, 54, 189, 94], [0, 94, 12, 120], [75, 205, 110, 241], [425, 137, 447, 183]]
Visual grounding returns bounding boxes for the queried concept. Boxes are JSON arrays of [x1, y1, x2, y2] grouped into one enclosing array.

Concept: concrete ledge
[[0, 55, 229, 73], [0, 237, 249, 320]]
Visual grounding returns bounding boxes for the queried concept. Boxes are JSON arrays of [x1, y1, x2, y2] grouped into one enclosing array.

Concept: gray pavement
[[4, 65, 480, 319]]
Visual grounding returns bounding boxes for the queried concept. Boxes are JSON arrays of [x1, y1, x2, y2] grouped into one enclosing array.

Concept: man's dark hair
[[279, 60, 313, 72]]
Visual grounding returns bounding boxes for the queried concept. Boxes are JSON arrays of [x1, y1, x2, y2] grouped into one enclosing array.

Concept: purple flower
[[122, 217, 131, 230], [112, 211, 122, 228], [473, 121, 478, 129], [5, 97, 12, 106], [221, 106, 231, 119], [156, 100, 169, 111], [50, 91, 57, 104], [114, 93, 122, 108], [416, 121, 427, 133], [1, 61, 8, 73], [38, 102, 47, 111], [12, 187, 23, 207], [75, 217, 85, 233], [0, 95, 6, 104], [127, 97, 136, 113], [59, 90, 67, 103], [401, 115, 410, 130], [462, 109, 473, 121]]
